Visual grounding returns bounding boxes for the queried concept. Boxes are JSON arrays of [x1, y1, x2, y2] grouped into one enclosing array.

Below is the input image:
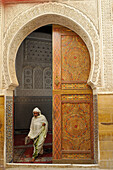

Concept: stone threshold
[[6, 163, 99, 169]]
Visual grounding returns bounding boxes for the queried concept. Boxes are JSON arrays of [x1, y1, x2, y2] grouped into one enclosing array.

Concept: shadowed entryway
[[14, 24, 94, 164], [14, 25, 52, 163]]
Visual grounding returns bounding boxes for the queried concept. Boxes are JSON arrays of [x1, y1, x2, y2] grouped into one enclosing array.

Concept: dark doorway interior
[[14, 25, 52, 163]]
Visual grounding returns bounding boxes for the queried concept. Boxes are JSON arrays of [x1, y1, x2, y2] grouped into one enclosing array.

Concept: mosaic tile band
[[6, 96, 13, 163]]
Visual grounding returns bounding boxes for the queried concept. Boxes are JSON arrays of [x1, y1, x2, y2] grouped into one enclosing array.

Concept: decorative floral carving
[[3, 2, 99, 90]]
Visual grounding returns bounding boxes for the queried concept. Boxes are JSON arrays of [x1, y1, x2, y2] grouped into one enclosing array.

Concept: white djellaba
[[25, 107, 48, 145]]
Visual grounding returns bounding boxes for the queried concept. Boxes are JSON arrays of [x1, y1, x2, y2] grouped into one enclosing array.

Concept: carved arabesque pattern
[[62, 34, 90, 82], [23, 66, 52, 90], [62, 103, 91, 151], [17, 33, 52, 92], [3, 2, 99, 90]]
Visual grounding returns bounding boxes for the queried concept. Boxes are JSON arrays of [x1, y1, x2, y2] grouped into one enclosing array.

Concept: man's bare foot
[[30, 158, 35, 163]]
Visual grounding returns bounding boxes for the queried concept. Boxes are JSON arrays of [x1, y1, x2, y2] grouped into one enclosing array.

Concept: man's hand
[[42, 123, 46, 126], [25, 136, 30, 145]]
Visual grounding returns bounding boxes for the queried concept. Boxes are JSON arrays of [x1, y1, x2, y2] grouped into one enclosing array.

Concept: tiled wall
[[6, 96, 13, 163], [98, 94, 113, 169], [0, 96, 4, 168]]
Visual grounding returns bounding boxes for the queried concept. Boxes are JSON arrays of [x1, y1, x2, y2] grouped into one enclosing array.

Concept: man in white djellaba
[[27, 107, 48, 162]]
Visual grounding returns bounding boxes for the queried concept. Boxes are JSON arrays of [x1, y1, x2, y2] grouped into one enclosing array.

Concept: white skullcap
[[33, 107, 41, 113]]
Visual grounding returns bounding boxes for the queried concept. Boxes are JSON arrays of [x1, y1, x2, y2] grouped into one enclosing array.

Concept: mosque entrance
[[14, 24, 94, 164]]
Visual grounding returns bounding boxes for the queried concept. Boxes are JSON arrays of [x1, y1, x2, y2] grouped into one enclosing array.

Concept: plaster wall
[[98, 0, 113, 93], [98, 94, 113, 169]]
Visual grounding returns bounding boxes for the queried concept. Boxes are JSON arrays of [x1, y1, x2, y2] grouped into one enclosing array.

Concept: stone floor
[[1, 164, 106, 170], [4, 168, 106, 170], [4, 168, 100, 170], [0, 163, 110, 170]]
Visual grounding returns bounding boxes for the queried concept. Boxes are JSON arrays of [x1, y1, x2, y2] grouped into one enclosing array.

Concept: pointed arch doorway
[[14, 24, 94, 164]]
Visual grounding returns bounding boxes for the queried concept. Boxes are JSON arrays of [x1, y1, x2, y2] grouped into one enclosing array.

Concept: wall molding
[[3, 2, 99, 90]]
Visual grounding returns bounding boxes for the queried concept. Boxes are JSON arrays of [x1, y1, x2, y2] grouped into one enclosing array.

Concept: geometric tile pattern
[[6, 96, 13, 163]]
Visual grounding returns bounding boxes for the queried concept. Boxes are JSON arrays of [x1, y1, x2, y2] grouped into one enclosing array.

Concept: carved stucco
[[68, 0, 98, 29], [4, 0, 98, 33], [4, 3, 36, 33], [98, 0, 113, 93], [3, 2, 100, 90]]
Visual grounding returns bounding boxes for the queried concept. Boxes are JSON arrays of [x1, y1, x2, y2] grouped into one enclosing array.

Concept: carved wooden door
[[53, 25, 94, 164]]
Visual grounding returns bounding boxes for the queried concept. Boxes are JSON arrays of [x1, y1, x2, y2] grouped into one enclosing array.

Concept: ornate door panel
[[53, 25, 94, 163]]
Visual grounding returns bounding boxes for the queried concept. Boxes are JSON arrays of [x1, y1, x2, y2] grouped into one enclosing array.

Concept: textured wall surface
[[0, 1, 3, 90], [98, 0, 113, 93], [4, 0, 98, 34], [98, 94, 113, 169]]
